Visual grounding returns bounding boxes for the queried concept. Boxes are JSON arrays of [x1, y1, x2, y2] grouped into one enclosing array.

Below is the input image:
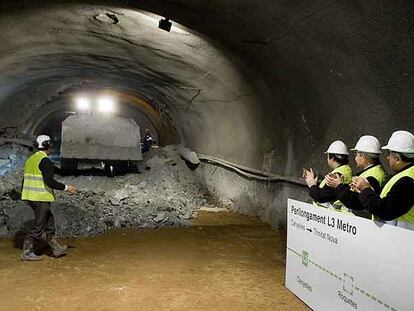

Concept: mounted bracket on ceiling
[[158, 17, 172, 32]]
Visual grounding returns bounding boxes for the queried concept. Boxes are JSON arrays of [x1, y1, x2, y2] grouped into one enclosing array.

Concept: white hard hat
[[382, 130, 414, 155], [351, 135, 381, 155], [36, 135, 51, 149], [325, 140, 349, 155]]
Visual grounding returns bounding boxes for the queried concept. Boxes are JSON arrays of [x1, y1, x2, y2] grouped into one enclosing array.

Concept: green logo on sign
[[302, 250, 309, 267]]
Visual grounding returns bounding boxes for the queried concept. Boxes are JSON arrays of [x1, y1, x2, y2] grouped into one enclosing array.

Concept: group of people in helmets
[[303, 130, 414, 230]]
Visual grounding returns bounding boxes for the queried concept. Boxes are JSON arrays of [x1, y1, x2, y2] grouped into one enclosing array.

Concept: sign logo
[[302, 250, 309, 267]]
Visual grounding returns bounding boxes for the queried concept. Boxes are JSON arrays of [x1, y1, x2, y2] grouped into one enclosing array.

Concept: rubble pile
[[0, 145, 207, 237], [0, 143, 31, 175]]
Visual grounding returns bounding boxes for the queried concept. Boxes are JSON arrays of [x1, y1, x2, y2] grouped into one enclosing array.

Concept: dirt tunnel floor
[[0, 211, 309, 310]]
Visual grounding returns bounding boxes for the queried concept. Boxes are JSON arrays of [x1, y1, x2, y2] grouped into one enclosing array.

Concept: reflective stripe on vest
[[314, 164, 353, 213], [380, 165, 414, 227], [21, 151, 55, 202]]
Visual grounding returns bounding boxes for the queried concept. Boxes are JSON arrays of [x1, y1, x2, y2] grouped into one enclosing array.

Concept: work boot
[[21, 239, 43, 261], [46, 234, 67, 258]]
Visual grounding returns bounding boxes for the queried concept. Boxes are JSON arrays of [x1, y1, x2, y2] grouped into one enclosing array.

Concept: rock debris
[[0, 144, 208, 237]]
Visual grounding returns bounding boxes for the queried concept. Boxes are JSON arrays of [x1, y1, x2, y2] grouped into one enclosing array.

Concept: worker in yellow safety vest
[[352, 130, 414, 230], [325, 135, 388, 219], [21, 135, 77, 261], [302, 140, 353, 213]]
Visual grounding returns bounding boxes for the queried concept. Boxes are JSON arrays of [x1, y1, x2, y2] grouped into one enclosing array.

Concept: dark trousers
[[27, 201, 55, 241]]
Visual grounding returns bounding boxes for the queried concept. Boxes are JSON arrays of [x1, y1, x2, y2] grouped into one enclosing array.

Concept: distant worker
[[142, 128, 153, 153], [325, 135, 388, 219], [302, 140, 353, 213], [351, 130, 414, 230], [21, 135, 77, 261]]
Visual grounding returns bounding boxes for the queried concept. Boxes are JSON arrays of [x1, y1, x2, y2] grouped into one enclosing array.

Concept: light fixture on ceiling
[[158, 17, 172, 32]]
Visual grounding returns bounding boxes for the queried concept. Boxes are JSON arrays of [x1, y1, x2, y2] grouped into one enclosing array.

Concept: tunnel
[[0, 0, 413, 309]]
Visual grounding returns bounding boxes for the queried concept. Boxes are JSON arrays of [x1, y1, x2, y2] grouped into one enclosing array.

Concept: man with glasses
[[351, 130, 414, 230], [325, 135, 388, 219]]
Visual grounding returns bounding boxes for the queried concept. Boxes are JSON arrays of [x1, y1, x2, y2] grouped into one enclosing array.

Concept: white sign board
[[286, 199, 414, 311]]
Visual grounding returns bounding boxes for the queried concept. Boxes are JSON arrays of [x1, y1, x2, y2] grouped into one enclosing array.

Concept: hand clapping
[[302, 168, 318, 188], [325, 173, 343, 189], [350, 177, 370, 193]]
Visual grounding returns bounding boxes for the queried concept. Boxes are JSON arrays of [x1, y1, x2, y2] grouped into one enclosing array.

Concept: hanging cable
[[196, 154, 306, 187]]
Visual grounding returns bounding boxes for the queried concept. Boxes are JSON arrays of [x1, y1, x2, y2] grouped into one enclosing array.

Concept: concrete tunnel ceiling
[[0, 0, 413, 177]]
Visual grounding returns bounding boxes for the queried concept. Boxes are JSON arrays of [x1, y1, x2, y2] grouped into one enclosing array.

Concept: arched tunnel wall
[[0, 0, 413, 228]]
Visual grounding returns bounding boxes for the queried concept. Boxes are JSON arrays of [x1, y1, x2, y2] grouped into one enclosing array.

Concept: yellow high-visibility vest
[[380, 165, 414, 229], [359, 164, 388, 188], [21, 151, 55, 202], [313, 164, 353, 213], [359, 164, 388, 221]]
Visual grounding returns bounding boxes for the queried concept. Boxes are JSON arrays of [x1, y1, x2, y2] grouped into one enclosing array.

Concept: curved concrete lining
[[0, 3, 262, 164]]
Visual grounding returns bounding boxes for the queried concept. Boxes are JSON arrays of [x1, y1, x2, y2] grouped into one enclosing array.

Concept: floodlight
[[76, 97, 90, 111], [98, 96, 115, 113]]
